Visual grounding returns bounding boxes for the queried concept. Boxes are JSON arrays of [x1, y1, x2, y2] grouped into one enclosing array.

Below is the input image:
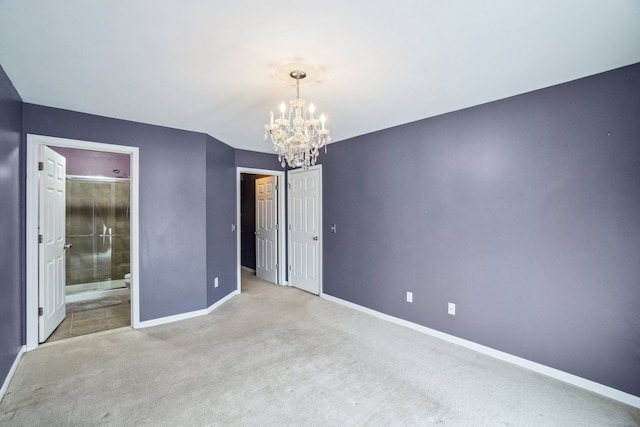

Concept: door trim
[[26, 134, 140, 351], [287, 164, 323, 295], [236, 167, 286, 291]]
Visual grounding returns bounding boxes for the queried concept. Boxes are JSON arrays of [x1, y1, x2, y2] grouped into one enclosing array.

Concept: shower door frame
[[64, 174, 131, 293], [26, 134, 141, 351]]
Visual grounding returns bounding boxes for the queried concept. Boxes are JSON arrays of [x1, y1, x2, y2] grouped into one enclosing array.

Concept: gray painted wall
[[322, 63, 640, 397], [23, 104, 235, 321], [0, 65, 23, 389], [206, 135, 236, 306], [235, 149, 282, 170]]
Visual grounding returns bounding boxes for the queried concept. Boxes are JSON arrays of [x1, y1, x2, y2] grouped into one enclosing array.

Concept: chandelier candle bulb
[[309, 103, 315, 119], [280, 102, 286, 119], [320, 114, 326, 131]]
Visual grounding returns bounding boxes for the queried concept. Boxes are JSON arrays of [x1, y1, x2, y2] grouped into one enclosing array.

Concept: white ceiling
[[1, 1, 639, 153]]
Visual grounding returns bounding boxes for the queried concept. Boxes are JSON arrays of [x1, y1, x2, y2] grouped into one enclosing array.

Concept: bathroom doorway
[[45, 147, 131, 342], [26, 134, 141, 350], [56, 148, 131, 300]]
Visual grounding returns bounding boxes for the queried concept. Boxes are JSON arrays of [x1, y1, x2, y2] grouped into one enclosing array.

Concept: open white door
[[288, 166, 322, 295], [255, 176, 278, 284], [38, 145, 67, 342]]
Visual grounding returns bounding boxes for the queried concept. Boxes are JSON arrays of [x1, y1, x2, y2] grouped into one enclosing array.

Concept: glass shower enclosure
[[65, 176, 130, 297]]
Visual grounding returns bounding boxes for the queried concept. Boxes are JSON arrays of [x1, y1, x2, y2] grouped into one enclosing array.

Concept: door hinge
[[276, 224, 279, 231], [288, 183, 291, 190], [288, 224, 292, 230], [275, 184, 279, 191], [38, 161, 44, 171], [38, 307, 43, 316], [38, 234, 43, 244], [289, 265, 292, 271], [275, 263, 278, 270]]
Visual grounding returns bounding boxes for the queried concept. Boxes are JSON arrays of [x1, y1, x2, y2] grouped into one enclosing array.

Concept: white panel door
[[255, 176, 278, 284], [38, 145, 67, 342], [288, 166, 321, 295]]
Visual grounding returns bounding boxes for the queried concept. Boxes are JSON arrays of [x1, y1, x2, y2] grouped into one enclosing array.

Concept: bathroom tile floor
[[47, 299, 131, 343]]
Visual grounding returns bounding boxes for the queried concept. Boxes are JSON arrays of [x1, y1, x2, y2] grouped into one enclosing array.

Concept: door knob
[[313, 236, 319, 241], [63, 243, 73, 250]]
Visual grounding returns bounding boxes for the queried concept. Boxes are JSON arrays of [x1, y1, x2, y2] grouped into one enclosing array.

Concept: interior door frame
[[26, 134, 140, 351], [236, 167, 286, 290], [287, 164, 323, 295]]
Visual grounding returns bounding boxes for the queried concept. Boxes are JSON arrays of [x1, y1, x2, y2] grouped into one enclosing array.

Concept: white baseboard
[[241, 266, 256, 273], [321, 293, 640, 409], [206, 290, 239, 314], [1, 345, 25, 403], [138, 290, 239, 329]]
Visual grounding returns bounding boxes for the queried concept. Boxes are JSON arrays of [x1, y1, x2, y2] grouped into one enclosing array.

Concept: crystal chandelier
[[264, 69, 331, 169]]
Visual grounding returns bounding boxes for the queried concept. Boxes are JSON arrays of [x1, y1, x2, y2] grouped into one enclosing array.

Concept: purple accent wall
[[323, 63, 640, 397], [49, 146, 129, 178], [23, 104, 235, 321], [235, 149, 281, 170], [0, 65, 23, 385], [206, 135, 236, 306]]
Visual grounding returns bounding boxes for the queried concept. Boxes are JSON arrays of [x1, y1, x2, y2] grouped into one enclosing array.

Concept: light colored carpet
[[1, 272, 638, 426]]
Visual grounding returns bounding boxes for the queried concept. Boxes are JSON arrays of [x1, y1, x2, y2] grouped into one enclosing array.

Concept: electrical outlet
[[448, 302, 456, 315], [214, 277, 219, 288], [406, 292, 413, 303]]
